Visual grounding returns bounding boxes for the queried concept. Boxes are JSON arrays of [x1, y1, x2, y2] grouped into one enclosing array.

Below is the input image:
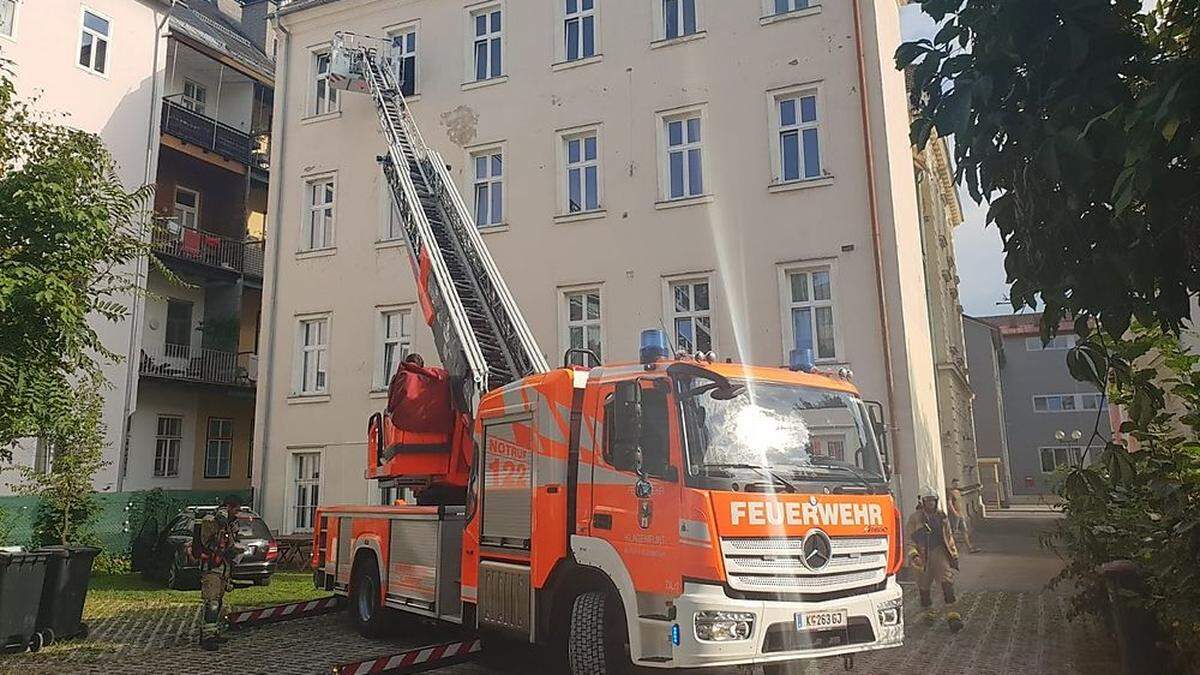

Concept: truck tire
[[351, 556, 387, 638], [763, 662, 806, 675], [567, 590, 628, 675]]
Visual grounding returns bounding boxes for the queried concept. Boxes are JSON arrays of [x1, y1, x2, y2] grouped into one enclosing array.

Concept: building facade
[[962, 315, 1010, 507], [0, 0, 272, 495], [912, 130, 976, 488], [256, 0, 945, 533], [972, 313, 1110, 501]]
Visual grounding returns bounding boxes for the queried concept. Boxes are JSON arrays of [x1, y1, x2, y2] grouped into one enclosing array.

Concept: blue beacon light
[[788, 348, 816, 373], [640, 329, 671, 364]]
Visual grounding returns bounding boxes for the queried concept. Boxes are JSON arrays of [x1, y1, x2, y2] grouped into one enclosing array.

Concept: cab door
[[587, 377, 684, 598]]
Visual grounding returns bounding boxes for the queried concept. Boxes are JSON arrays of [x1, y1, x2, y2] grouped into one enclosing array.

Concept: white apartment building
[[257, 0, 945, 533]]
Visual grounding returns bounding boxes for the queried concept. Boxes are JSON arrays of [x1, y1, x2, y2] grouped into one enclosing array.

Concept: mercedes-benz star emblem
[[801, 529, 833, 571]]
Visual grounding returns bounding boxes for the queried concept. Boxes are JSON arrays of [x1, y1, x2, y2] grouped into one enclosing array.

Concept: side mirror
[[865, 400, 891, 477], [610, 380, 643, 473]]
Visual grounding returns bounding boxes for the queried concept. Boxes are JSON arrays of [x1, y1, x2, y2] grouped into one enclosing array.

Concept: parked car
[[154, 506, 279, 590]]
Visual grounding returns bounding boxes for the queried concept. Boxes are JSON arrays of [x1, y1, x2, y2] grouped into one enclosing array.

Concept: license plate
[[795, 609, 847, 631]]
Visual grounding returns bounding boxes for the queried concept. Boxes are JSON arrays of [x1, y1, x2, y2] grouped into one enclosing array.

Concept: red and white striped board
[[227, 596, 341, 627], [331, 637, 483, 675]]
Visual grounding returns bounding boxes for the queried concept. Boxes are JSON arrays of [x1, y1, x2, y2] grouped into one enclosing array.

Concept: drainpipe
[[117, 0, 177, 492], [253, 10, 290, 512], [850, 0, 900, 469]]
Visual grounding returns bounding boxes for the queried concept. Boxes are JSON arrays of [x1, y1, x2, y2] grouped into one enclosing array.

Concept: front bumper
[[663, 577, 903, 668]]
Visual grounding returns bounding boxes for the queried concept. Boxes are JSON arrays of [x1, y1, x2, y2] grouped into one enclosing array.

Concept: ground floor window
[[204, 417, 233, 478], [1039, 446, 1081, 473], [154, 416, 182, 477], [292, 451, 321, 532]]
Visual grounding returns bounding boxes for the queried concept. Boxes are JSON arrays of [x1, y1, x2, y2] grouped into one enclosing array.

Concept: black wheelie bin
[[0, 550, 52, 653], [35, 545, 100, 644]]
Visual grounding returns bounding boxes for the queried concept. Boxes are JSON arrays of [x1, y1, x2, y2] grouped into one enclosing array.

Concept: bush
[[128, 489, 185, 576], [93, 552, 131, 576]]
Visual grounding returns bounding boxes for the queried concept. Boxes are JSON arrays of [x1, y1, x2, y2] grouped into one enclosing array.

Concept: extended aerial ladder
[[329, 33, 548, 489]]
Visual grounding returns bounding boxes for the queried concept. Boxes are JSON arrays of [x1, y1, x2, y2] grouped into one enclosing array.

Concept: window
[[1, 0, 18, 39], [173, 187, 199, 230], [564, 132, 600, 213], [785, 268, 836, 360], [182, 79, 208, 115], [564, 0, 595, 61], [771, 0, 812, 14], [662, 0, 697, 39], [1039, 447, 1080, 473], [78, 10, 109, 74], [813, 435, 845, 461], [154, 416, 182, 478], [297, 317, 329, 395], [383, 204, 404, 242], [663, 113, 703, 199], [603, 385, 670, 477], [291, 452, 321, 532], [563, 288, 602, 365], [668, 278, 712, 354], [312, 51, 339, 115], [303, 176, 335, 250], [378, 308, 412, 387], [390, 27, 417, 97], [1025, 335, 1078, 351], [775, 91, 821, 181], [204, 418, 233, 478], [165, 299, 193, 352], [1033, 393, 1105, 412], [471, 6, 502, 81], [472, 149, 503, 227]]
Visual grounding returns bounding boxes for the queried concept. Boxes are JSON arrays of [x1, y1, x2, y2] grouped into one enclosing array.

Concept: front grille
[[762, 616, 875, 653], [721, 536, 888, 595]]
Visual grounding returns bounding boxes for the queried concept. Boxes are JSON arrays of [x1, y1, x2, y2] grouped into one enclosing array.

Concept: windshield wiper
[[702, 463, 798, 493], [800, 459, 880, 490]]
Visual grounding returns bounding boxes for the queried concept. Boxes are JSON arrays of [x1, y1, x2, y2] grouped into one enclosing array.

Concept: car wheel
[[350, 556, 387, 638]]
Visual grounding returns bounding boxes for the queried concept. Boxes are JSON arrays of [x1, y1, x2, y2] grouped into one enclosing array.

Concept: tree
[[898, 0, 1198, 341], [0, 60, 153, 459]]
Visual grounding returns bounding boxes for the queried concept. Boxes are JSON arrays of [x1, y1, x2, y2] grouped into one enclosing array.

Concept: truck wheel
[[763, 662, 806, 675], [567, 590, 628, 675], [351, 556, 387, 638]]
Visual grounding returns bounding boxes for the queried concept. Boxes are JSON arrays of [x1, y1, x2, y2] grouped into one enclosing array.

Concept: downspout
[[117, 0, 177, 492], [254, 10, 290, 511], [850, 0, 900, 470]]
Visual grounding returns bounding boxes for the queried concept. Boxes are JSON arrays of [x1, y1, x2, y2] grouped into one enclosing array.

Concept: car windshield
[[679, 379, 886, 483], [236, 517, 273, 540]]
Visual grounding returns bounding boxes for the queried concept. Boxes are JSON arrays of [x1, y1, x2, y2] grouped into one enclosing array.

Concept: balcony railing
[[243, 238, 265, 279], [151, 222, 245, 274], [161, 98, 253, 166], [140, 342, 256, 388]]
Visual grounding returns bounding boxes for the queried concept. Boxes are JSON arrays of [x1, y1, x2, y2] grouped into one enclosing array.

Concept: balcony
[[243, 238, 265, 280], [161, 98, 252, 166], [151, 222, 245, 275], [140, 342, 257, 388]]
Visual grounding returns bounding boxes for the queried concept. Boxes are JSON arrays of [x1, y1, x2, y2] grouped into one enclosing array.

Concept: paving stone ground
[[1, 513, 1120, 675]]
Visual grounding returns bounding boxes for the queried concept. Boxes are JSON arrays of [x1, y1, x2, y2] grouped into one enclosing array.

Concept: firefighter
[[905, 486, 962, 630], [194, 494, 244, 651]]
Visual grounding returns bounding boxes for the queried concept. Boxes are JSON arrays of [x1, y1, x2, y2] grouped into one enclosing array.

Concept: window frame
[[204, 417, 233, 479], [1039, 446, 1081, 473], [561, 0, 598, 63], [294, 314, 331, 396], [559, 284, 604, 366], [181, 78, 208, 116], [1025, 334, 1078, 351], [657, 105, 707, 202], [468, 143, 505, 228], [301, 173, 336, 252], [1032, 393, 1106, 413], [663, 274, 716, 356], [768, 84, 825, 185], [763, 0, 816, 18], [778, 262, 841, 363], [77, 7, 112, 77], [386, 21, 419, 98], [376, 305, 414, 389], [310, 48, 340, 117], [1, 0, 20, 41], [287, 449, 323, 533], [657, 0, 699, 41], [173, 186, 200, 230], [559, 125, 602, 215], [466, 2, 504, 83], [153, 415, 183, 478]]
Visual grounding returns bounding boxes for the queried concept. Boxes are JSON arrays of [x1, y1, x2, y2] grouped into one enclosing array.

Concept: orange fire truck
[[310, 34, 905, 675]]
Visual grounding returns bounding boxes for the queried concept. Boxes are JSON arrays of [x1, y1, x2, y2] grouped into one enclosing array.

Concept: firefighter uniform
[[196, 506, 239, 648], [905, 499, 959, 607]]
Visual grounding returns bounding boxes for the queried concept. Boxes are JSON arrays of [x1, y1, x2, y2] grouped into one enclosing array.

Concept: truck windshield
[[678, 379, 886, 484]]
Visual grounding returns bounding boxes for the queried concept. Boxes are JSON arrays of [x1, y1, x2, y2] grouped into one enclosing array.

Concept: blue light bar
[[670, 623, 681, 646], [640, 329, 670, 364], [788, 348, 815, 373]]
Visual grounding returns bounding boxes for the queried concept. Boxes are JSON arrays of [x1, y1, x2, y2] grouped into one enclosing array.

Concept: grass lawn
[[84, 572, 327, 618]]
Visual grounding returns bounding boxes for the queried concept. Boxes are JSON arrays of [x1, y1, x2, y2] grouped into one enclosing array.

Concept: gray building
[[965, 313, 1111, 502], [962, 316, 1010, 506]]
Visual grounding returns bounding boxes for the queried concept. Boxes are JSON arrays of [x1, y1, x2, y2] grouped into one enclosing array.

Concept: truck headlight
[[694, 611, 755, 642], [877, 596, 903, 626]]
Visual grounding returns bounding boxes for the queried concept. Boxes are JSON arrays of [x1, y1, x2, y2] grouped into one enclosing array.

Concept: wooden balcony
[[161, 98, 253, 166]]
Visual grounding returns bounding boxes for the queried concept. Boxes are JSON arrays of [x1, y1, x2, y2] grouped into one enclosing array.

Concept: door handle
[[592, 513, 613, 530]]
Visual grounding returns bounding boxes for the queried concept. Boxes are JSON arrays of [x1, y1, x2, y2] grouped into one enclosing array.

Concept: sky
[[899, 6, 1012, 317]]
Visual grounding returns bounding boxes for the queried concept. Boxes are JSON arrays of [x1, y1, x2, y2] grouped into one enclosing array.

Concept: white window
[[1039, 447, 1080, 473], [182, 79, 208, 115], [383, 204, 404, 242], [154, 415, 182, 478], [296, 317, 329, 395], [667, 278, 713, 354], [78, 10, 110, 75], [390, 27, 417, 97], [1033, 393, 1105, 412], [312, 51, 339, 115], [1, 0, 18, 39], [774, 90, 822, 182], [785, 268, 836, 361], [173, 187, 199, 230], [471, 6, 503, 81], [564, 0, 596, 61], [204, 417, 233, 479], [378, 308, 412, 387], [303, 176, 335, 250], [662, 112, 704, 200], [291, 451, 321, 532], [812, 434, 846, 461], [770, 0, 812, 15], [1025, 335, 1078, 351], [563, 288, 602, 365], [662, 0, 697, 39], [564, 132, 600, 213], [472, 149, 503, 227]]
